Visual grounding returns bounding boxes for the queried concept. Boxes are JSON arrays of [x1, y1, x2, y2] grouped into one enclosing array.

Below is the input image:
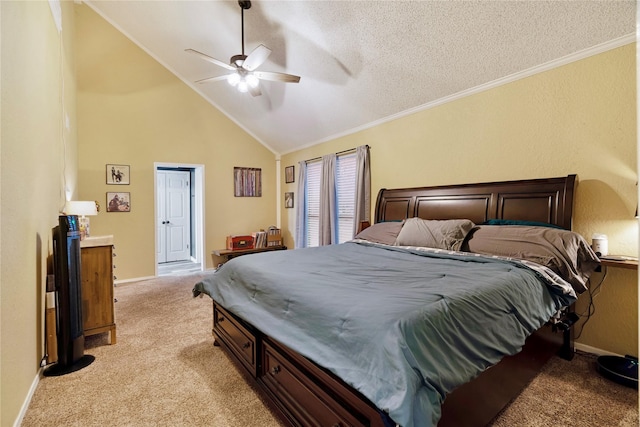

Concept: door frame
[[154, 162, 205, 276]]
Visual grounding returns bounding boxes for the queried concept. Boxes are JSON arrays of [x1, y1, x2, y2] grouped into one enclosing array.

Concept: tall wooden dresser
[[80, 235, 116, 344]]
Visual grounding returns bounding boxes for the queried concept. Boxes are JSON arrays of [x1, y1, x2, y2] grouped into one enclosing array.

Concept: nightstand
[[594, 256, 637, 388], [80, 235, 116, 344], [598, 257, 638, 271]]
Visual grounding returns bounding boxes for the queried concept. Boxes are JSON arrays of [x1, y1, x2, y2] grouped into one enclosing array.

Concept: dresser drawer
[[213, 304, 258, 377], [261, 340, 365, 427]]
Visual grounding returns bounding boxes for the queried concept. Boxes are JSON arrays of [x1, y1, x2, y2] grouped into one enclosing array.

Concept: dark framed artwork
[[285, 192, 294, 208], [106, 192, 131, 212], [106, 164, 130, 185], [234, 167, 262, 197], [285, 165, 295, 183]]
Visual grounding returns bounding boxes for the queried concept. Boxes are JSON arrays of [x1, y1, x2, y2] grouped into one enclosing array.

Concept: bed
[[193, 174, 600, 427]]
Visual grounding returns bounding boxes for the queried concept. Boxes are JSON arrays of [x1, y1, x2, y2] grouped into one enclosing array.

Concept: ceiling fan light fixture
[[246, 74, 259, 88], [227, 72, 241, 87], [237, 80, 249, 93]]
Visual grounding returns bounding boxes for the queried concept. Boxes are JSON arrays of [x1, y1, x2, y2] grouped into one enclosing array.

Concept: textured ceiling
[[84, 1, 636, 155]]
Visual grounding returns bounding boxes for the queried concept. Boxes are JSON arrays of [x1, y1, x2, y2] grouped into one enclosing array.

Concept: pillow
[[462, 225, 600, 294], [482, 219, 563, 229], [394, 218, 476, 251], [354, 221, 404, 245]]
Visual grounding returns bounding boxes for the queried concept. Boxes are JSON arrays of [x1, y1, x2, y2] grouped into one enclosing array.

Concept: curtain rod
[[305, 145, 369, 164]]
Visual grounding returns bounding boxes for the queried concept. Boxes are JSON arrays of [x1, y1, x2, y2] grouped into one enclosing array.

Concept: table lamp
[[63, 201, 98, 239]]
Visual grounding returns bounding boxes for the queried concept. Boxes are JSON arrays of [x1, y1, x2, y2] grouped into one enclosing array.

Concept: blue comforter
[[193, 242, 575, 427]]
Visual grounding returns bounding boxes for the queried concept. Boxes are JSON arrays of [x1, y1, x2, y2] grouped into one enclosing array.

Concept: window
[[305, 153, 356, 247], [305, 161, 321, 247], [336, 153, 356, 243]]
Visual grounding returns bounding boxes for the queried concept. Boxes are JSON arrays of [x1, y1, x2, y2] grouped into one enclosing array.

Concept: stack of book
[[250, 227, 282, 248], [266, 227, 282, 247], [252, 230, 268, 249]]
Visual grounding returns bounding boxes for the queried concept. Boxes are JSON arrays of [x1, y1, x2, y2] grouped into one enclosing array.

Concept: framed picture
[[285, 192, 294, 209], [106, 164, 130, 185], [234, 167, 262, 197], [285, 165, 295, 183], [106, 192, 131, 212]]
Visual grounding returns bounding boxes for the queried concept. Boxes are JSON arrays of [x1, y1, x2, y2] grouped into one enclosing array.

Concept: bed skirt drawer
[[213, 304, 258, 377], [261, 339, 372, 427]]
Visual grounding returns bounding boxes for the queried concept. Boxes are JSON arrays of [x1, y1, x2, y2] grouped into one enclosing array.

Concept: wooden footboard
[[212, 301, 569, 427]]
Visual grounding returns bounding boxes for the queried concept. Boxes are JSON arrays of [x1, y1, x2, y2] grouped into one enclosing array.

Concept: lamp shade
[[63, 201, 98, 217]]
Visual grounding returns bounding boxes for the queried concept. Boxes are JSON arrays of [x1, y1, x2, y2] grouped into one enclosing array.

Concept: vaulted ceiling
[[84, 1, 636, 155]]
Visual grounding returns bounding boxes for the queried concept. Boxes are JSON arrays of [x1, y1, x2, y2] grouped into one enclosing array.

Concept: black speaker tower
[[44, 215, 94, 376]]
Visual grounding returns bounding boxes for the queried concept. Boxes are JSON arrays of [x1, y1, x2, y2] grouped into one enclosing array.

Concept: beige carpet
[[22, 272, 638, 426]]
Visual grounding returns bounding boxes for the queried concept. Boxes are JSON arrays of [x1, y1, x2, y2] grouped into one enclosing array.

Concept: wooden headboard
[[375, 175, 576, 230]]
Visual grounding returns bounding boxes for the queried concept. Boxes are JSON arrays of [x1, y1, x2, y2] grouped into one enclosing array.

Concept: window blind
[[336, 153, 356, 243], [306, 161, 321, 247]]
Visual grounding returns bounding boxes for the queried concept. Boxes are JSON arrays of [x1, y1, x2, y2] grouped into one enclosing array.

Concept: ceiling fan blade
[[195, 74, 231, 84], [242, 44, 272, 71], [248, 84, 262, 97], [185, 49, 235, 71], [254, 71, 301, 83]]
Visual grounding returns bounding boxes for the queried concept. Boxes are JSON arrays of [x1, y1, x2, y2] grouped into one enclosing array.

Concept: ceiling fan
[[185, 0, 300, 97]]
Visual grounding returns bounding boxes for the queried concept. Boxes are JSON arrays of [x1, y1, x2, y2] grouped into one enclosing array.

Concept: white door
[[156, 172, 167, 263], [157, 170, 191, 263]]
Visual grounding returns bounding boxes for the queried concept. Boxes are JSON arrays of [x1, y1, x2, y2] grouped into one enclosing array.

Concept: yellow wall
[[1, 3, 636, 424], [1, 1, 77, 425], [281, 44, 638, 356], [75, 5, 277, 279]]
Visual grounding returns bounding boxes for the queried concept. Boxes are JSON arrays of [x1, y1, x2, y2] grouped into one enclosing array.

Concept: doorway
[[154, 163, 205, 276]]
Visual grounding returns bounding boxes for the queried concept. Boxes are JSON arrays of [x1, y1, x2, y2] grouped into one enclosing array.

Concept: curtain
[[319, 154, 337, 245], [353, 145, 371, 234], [295, 146, 370, 248], [294, 161, 307, 249]]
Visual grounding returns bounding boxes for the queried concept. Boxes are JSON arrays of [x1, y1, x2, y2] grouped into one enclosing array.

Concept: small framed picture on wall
[[106, 192, 131, 212], [285, 192, 294, 208], [106, 164, 130, 185], [285, 165, 295, 183]]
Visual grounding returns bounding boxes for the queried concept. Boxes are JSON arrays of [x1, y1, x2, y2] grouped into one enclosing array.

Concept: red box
[[226, 235, 254, 250]]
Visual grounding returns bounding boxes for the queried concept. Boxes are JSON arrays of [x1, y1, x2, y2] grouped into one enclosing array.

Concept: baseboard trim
[[575, 342, 624, 357], [116, 269, 213, 285], [114, 275, 156, 285], [13, 369, 42, 427]]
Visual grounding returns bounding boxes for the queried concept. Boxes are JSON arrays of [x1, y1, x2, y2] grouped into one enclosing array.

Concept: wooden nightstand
[[594, 256, 638, 387], [598, 257, 638, 271], [80, 236, 116, 344]]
